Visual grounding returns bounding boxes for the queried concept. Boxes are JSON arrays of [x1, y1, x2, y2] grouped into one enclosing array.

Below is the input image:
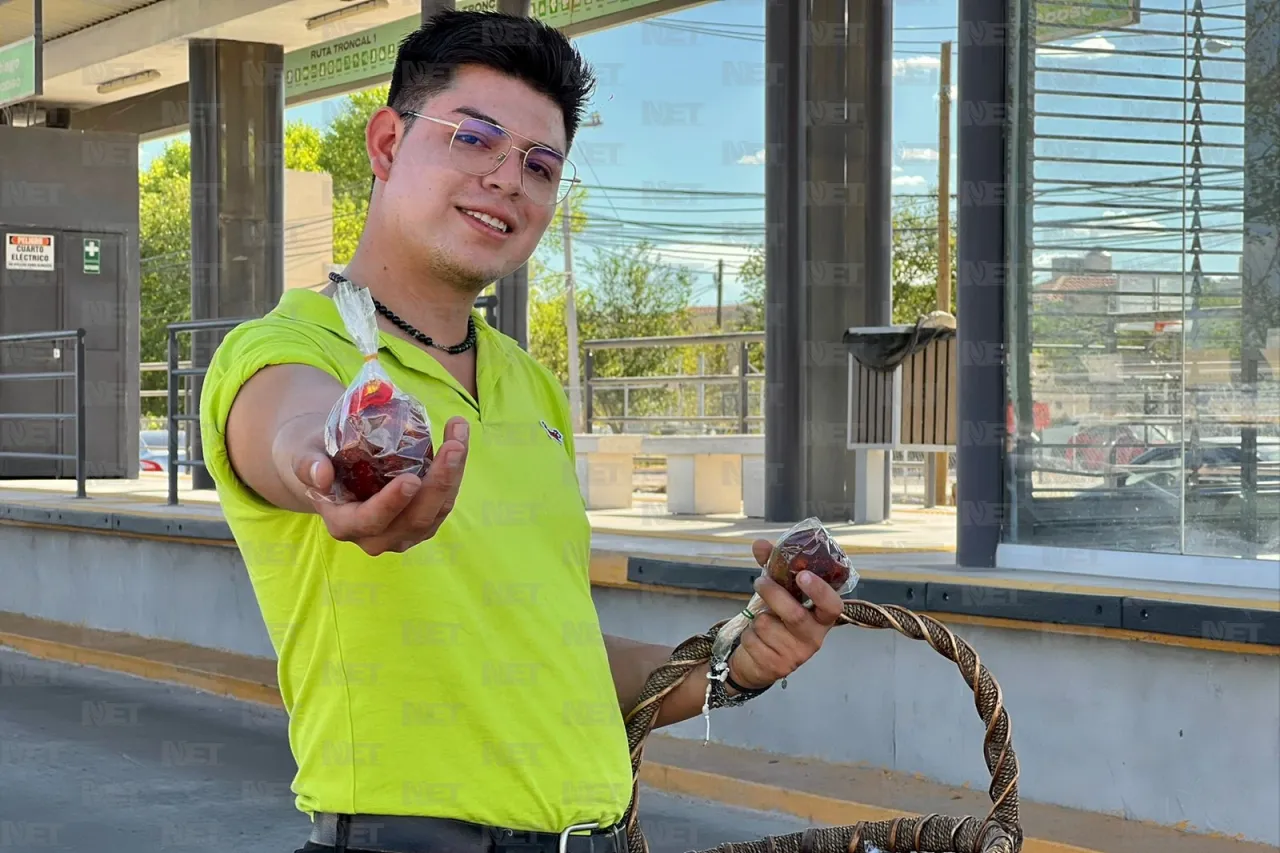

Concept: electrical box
[[0, 126, 140, 480]]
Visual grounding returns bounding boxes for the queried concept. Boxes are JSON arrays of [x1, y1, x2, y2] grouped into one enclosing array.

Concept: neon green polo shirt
[[199, 287, 633, 830]]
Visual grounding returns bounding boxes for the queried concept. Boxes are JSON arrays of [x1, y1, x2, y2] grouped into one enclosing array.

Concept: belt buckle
[[557, 822, 600, 853]]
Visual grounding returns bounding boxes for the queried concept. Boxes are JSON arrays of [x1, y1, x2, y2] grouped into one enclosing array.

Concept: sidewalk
[[0, 611, 1270, 853]]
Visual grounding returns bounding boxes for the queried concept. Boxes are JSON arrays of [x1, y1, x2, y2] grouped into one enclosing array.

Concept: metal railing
[[0, 329, 87, 498], [166, 318, 255, 505], [583, 331, 765, 434]]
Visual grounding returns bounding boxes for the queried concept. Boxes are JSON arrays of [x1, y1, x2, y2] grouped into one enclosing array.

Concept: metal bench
[[844, 318, 958, 521]]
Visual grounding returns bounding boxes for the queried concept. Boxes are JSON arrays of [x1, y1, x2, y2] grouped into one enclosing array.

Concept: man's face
[[373, 64, 567, 293]]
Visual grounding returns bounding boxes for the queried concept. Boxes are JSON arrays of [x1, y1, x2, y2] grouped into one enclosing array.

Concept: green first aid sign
[[83, 239, 101, 275], [0, 37, 38, 109]]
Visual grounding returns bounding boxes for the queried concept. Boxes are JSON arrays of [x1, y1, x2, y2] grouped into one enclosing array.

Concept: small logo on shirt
[[540, 419, 564, 445]]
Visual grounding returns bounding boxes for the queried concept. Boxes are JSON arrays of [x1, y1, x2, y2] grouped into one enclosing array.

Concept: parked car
[[1106, 437, 1280, 490], [138, 429, 188, 473]]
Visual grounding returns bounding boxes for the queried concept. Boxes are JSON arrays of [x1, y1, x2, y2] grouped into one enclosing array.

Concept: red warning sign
[[6, 233, 56, 271]]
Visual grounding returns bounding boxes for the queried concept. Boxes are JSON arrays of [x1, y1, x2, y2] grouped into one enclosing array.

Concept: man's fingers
[[294, 451, 334, 493], [444, 416, 471, 448], [393, 437, 467, 528], [329, 473, 422, 539], [753, 575, 814, 632], [805, 574, 847, 626], [752, 539, 774, 568]]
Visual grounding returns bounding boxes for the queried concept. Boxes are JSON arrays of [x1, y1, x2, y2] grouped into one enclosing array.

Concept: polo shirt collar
[[273, 287, 514, 410]]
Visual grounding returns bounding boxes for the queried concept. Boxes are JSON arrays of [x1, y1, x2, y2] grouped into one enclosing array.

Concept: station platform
[[1, 474, 1278, 849], [0, 610, 1274, 853], [0, 473, 958, 566]]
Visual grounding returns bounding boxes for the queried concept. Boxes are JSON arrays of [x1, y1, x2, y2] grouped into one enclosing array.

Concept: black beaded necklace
[[328, 272, 477, 355]]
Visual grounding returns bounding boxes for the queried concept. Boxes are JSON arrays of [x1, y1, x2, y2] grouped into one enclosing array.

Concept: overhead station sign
[[285, 0, 711, 101], [1036, 0, 1140, 42], [0, 36, 39, 109]]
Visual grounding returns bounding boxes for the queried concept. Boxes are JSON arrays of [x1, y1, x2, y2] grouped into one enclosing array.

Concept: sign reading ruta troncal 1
[[284, 0, 709, 101]]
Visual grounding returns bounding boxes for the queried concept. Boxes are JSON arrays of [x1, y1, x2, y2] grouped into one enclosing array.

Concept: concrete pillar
[[187, 39, 285, 489], [764, 0, 893, 524], [487, 0, 532, 349], [763, 0, 806, 521], [955, 0, 1013, 567], [1241, 0, 1278, 555]]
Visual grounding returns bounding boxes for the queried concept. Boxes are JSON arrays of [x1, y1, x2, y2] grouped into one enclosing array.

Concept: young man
[[199, 9, 845, 853]]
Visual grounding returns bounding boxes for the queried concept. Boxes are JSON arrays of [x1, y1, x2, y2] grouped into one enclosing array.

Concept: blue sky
[[137, 0, 962, 306], [140, 0, 1254, 305], [139, 0, 962, 306]]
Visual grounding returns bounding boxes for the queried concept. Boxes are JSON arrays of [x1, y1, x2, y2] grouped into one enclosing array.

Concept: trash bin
[[843, 314, 957, 450]]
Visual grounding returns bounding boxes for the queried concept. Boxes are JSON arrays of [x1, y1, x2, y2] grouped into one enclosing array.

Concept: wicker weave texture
[[617, 602, 1024, 853]]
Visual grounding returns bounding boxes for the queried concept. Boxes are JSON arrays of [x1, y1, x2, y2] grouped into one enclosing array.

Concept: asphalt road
[[0, 648, 812, 853]]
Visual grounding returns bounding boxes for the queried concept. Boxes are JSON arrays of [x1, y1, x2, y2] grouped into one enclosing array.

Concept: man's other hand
[[291, 416, 471, 556], [727, 538, 847, 691]]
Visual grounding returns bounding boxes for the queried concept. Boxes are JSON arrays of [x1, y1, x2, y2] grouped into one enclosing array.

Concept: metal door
[[62, 231, 128, 478], [0, 228, 64, 478]]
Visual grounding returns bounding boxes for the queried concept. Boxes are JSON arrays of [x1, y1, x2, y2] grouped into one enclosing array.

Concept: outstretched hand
[[726, 538, 847, 691], [292, 416, 471, 556]]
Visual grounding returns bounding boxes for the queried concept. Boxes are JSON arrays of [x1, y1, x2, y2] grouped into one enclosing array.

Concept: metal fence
[[165, 318, 255, 505], [0, 329, 87, 498], [583, 331, 766, 434]]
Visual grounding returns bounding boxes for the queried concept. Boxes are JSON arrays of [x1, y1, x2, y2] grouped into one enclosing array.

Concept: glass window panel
[[1005, 0, 1280, 561]]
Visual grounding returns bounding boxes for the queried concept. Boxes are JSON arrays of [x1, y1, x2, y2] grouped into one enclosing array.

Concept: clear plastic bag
[[318, 278, 434, 504], [710, 517, 859, 667]]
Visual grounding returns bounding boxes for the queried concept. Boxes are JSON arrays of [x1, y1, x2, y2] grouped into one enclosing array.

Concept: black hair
[[388, 8, 596, 151]]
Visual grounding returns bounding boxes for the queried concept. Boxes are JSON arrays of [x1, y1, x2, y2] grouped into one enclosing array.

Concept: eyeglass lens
[[450, 117, 576, 204]]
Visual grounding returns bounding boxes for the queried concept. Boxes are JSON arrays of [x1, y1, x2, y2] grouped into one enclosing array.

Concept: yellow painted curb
[[638, 763, 1104, 853], [0, 631, 282, 708], [2, 628, 1256, 853]]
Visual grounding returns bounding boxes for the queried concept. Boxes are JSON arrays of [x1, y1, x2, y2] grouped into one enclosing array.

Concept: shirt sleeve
[[199, 318, 349, 516]]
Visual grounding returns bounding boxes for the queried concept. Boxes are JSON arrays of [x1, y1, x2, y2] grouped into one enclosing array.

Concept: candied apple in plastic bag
[[710, 517, 858, 667], [320, 278, 434, 503]]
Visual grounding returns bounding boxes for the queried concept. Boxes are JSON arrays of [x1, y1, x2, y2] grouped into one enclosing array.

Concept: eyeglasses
[[402, 111, 579, 206]]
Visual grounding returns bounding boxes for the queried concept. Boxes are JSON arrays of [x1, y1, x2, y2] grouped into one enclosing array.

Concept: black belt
[[309, 813, 629, 853]]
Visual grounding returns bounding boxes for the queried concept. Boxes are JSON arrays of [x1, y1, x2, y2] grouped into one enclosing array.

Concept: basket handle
[[617, 600, 1023, 853]]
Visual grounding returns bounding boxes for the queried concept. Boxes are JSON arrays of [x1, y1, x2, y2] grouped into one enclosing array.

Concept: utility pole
[[931, 40, 953, 506], [563, 193, 583, 433], [715, 259, 724, 328]]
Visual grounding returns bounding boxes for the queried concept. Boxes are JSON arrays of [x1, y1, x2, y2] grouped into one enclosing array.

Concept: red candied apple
[[330, 392, 434, 502], [765, 525, 852, 600]]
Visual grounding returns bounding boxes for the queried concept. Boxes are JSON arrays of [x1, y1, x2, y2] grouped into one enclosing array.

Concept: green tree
[[285, 120, 324, 172], [315, 86, 388, 264], [892, 192, 958, 323], [578, 242, 694, 432], [735, 246, 766, 333], [320, 86, 387, 200], [138, 139, 194, 421]]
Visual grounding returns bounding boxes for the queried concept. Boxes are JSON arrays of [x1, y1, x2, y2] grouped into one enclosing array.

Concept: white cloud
[[900, 148, 939, 162], [893, 56, 940, 76], [1039, 36, 1117, 59], [1102, 209, 1166, 231], [893, 164, 903, 173], [736, 149, 766, 166], [893, 175, 927, 189]]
